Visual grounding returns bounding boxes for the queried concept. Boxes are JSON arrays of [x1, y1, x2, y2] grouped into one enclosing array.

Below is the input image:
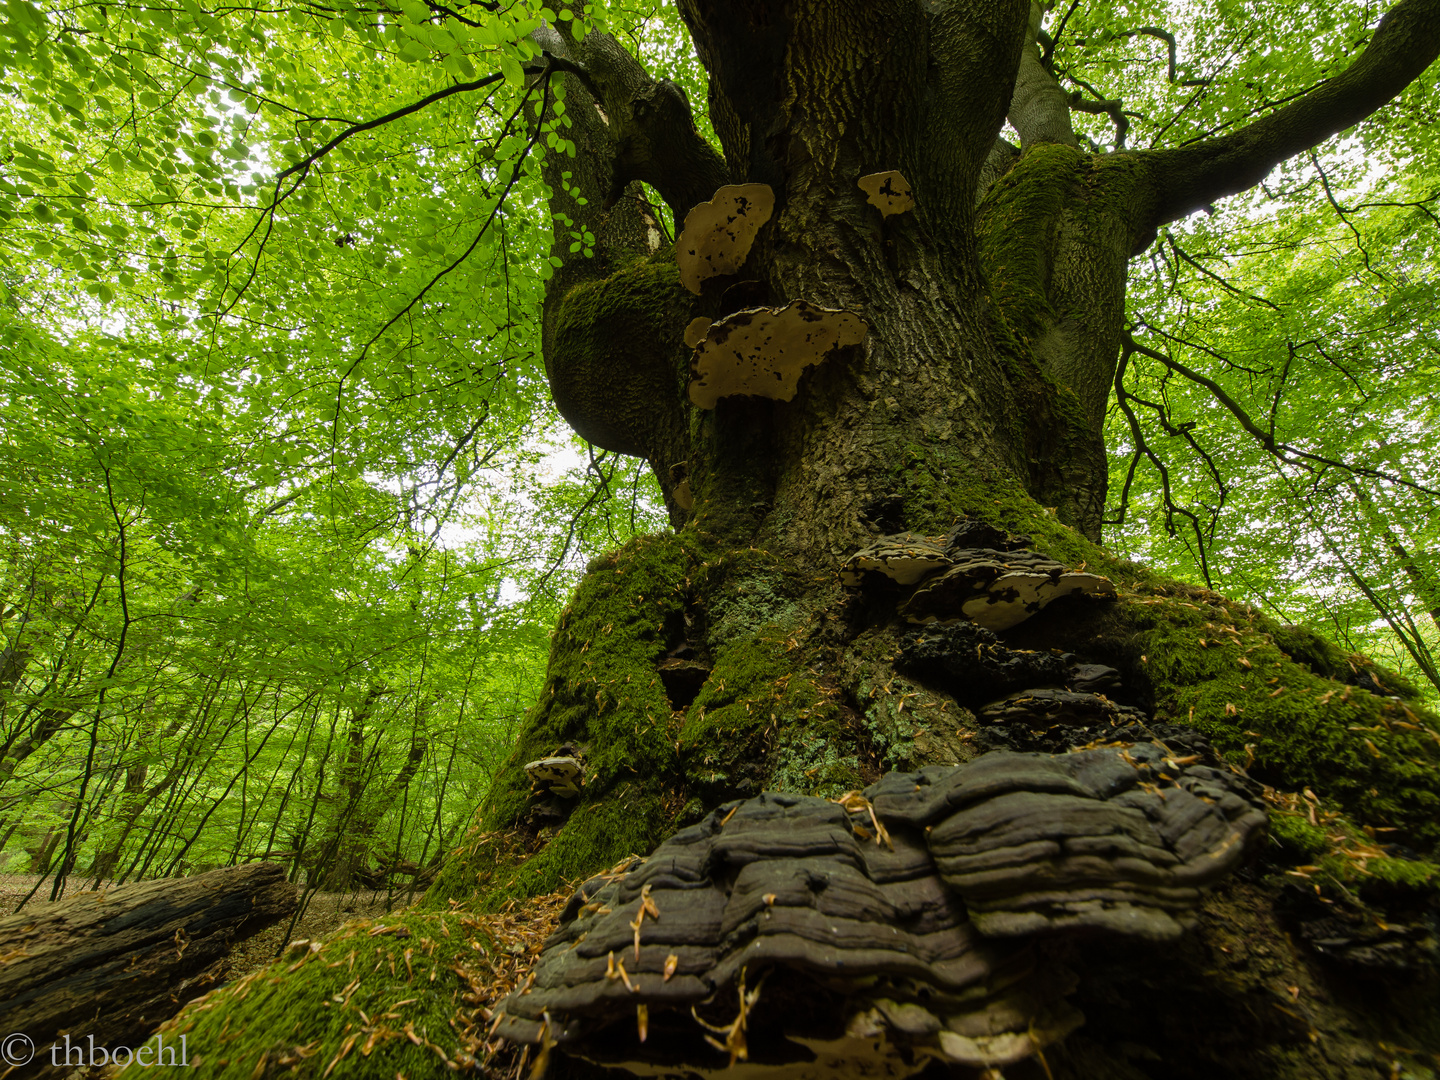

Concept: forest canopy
[[1, 0, 1438, 900]]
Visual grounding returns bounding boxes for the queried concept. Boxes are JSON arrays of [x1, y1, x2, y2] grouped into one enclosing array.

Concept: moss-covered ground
[[115, 897, 565, 1079]]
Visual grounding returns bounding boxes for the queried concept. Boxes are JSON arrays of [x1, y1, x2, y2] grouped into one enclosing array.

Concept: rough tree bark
[[436, 1, 1440, 1075], [139, 3, 1440, 1078]]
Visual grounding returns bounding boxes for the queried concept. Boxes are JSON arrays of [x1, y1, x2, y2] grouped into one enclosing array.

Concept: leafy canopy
[[0, 0, 1438, 888]]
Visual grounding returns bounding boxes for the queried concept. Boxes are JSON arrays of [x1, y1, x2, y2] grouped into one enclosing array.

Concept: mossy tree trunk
[[140, 3, 1440, 1078], [437, 2, 1440, 1075]]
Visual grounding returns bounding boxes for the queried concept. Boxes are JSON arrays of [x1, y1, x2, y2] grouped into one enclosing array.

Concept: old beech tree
[[146, 1, 1440, 1078]]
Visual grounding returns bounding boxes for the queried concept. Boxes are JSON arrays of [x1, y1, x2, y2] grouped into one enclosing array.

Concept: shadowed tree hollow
[[106, 0, 1440, 1077]]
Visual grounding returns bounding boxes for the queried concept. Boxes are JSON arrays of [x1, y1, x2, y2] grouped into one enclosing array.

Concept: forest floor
[[0, 872, 415, 981]]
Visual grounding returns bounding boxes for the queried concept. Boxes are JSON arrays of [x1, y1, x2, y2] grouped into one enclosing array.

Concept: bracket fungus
[[857, 171, 915, 218], [898, 551, 1116, 631], [839, 532, 949, 586], [683, 317, 713, 349], [687, 301, 868, 410], [977, 687, 1147, 728], [841, 530, 1117, 632], [896, 621, 1070, 700], [525, 753, 585, 799], [677, 183, 775, 294], [493, 745, 1265, 1076]]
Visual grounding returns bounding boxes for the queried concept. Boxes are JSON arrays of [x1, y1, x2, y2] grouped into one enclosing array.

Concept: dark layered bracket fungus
[[676, 183, 775, 294], [897, 621, 1070, 700], [857, 170, 915, 218], [688, 301, 869, 409], [872, 745, 1267, 939], [839, 532, 950, 586], [525, 754, 585, 799], [493, 746, 1266, 1076], [899, 549, 1116, 631], [977, 688, 1148, 728]]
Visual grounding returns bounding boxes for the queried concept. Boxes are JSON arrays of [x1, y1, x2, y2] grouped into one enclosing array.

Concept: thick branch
[[1146, 0, 1440, 226], [542, 22, 729, 223], [1008, 2, 1078, 148]]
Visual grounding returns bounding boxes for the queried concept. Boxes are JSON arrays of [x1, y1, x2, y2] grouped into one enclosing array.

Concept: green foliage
[[0, 305, 559, 885], [1061, 2, 1440, 695], [0, 0, 1435, 913]]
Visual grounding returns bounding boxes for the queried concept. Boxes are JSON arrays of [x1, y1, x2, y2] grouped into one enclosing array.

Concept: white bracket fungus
[[525, 755, 584, 798], [839, 533, 950, 586], [857, 171, 915, 218], [677, 183, 775, 294], [687, 301, 868, 409], [841, 530, 1117, 632], [900, 561, 1116, 631]]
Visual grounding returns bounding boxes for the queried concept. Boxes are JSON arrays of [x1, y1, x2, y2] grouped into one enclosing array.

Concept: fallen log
[[0, 862, 296, 1073]]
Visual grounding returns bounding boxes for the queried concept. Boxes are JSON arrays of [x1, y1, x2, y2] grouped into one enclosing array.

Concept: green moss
[[895, 448, 1117, 568], [976, 142, 1087, 342], [771, 731, 858, 800], [119, 911, 477, 1079], [478, 784, 669, 912], [1270, 623, 1421, 701], [548, 256, 690, 458], [973, 143, 1098, 455], [977, 145, 1147, 343], [1267, 807, 1440, 897], [1268, 812, 1328, 857], [696, 544, 809, 651], [1359, 853, 1440, 890], [679, 625, 824, 800], [1121, 593, 1440, 847]]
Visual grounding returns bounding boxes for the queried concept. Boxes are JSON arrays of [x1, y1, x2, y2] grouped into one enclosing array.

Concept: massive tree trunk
[[134, 3, 1440, 1078], [437, 1, 1440, 1074]]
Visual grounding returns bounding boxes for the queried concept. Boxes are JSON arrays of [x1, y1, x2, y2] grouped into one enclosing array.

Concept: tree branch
[[1123, 329, 1440, 498], [1008, 2, 1078, 148], [1145, 0, 1440, 227]]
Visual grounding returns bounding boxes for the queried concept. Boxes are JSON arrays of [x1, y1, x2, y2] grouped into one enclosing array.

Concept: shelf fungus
[[491, 746, 1266, 1076], [525, 753, 585, 799], [841, 530, 1116, 632], [857, 171, 915, 218], [896, 621, 1070, 700], [898, 550, 1116, 631], [677, 183, 775, 294], [687, 301, 868, 409], [977, 688, 1148, 728], [839, 532, 950, 586]]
